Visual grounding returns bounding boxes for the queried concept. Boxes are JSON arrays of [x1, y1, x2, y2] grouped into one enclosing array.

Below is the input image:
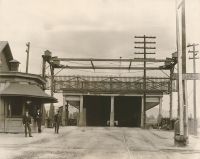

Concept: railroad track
[[122, 129, 135, 159]]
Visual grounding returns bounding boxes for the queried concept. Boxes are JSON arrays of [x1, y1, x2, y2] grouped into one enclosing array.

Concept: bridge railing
[[52, 76, 171, 94]]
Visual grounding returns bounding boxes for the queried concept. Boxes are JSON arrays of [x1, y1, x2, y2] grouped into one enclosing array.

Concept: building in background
[[0, 41, 57, 133]]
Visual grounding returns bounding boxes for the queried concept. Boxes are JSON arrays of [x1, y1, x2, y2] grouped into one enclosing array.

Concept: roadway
[[0, 127, 200, 159]]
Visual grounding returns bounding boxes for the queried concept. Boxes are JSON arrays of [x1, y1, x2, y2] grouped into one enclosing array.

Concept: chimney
[[9, 59, 20, 71]]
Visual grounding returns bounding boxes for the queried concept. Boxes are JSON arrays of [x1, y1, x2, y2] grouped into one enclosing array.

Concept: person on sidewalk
[[54, 110, 61, 134], [36, 109, 42, 133], [22, 111, 33, 137]]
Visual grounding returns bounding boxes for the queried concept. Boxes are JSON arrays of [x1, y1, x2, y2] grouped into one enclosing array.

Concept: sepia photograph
[[0, 0, 200, 158]]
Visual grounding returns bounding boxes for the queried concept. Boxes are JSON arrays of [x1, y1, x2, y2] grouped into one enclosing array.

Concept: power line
[[134, 35, 156, 128], [187, 43, 199, 135]]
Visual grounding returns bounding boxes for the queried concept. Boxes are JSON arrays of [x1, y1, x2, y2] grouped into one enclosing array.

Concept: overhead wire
[[12, 41, 171, 78], [55, 58, 166, 76]]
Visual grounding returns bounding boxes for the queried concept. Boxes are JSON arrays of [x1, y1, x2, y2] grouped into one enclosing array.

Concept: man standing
[[22, 111, 33, 137], [54, 110, 61, 134], [36, 109, 42, 133]]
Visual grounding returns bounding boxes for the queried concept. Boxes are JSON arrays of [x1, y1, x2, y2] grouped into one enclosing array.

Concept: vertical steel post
[[79, 95, 84, 126], [62, 96, 66, 126], [49, 65, 55, 126], [50, 66, 54, 97], [140, 96, 144, 127], [110, 96, 115, 127], [159, 97, 163, 117], [169, 68, 174, 120], [42, 56, 46, 78]]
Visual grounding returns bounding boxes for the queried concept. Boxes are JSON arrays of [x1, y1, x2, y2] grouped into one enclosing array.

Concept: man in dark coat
[[36, 109, 42, 133], [54, 111, 61, 134], [22, 111, 33, 137]]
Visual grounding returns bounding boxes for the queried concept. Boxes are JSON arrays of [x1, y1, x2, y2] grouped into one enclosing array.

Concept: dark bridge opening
[[115, 96, 141, 127], [84, 96, 110, 126]]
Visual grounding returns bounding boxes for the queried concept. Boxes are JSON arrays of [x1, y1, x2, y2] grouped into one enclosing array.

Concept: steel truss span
[[51, 75, 172, 94]]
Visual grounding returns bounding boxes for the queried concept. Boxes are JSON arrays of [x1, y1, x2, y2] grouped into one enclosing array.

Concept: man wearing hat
[[54, 110, 61, 134], [22, 111, 33, 137]]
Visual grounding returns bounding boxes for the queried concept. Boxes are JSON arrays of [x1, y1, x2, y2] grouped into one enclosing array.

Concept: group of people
[[22, 110, 61, 137]]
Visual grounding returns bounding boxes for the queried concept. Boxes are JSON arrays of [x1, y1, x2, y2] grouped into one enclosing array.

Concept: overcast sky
[[0, 0, 199, 116], [0, 0, 199, 73]]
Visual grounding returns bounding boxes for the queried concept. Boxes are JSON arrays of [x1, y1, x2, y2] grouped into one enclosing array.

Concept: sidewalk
[[150, 129, 200, 151]]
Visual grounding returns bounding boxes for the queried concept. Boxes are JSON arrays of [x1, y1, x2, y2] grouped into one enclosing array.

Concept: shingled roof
[[0, 41, 13, 69], [0, 83, 57, 103]]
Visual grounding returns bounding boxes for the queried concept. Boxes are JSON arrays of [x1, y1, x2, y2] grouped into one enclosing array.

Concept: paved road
[[0, 127, 200, 159]]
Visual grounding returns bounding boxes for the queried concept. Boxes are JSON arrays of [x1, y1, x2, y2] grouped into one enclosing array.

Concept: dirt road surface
[[0, 127, 200, 159]]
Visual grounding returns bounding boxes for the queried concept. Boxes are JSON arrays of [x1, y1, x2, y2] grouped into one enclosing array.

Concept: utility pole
[[25, 42, 30, 73], [187, 43, 199, 135], [175, 0, 188, 145], [181, 0, 189, 142], [134, 35, 156, 128]]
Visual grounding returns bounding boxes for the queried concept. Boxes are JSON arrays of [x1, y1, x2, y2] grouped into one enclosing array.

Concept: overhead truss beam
[[55, 58, 167, 62], [53, 65, 169, 70]]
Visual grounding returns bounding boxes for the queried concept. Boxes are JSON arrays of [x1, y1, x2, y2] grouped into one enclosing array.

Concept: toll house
[[0, 41, 57, 133]]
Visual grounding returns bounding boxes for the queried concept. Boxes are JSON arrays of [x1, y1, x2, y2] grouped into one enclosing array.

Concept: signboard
[[146, 97, 159, 103], [173, 73, 200, 80]]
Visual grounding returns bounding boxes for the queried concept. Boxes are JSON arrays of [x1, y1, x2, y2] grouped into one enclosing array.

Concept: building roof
[[0, 83, 57, 103], [9, 59, 20, 63], [0, 71, 46, 85], [0, 41, 8, 52], [0, 41, 13, 62]]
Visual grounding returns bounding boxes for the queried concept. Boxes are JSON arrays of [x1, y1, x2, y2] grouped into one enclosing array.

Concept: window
[[8, 98, 23, 117]]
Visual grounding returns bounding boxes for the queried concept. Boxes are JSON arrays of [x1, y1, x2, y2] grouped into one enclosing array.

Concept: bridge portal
[[115, 96, 141, 127], [83, 96, 141, 127], [84, 96, 110, 126], [64, 94, 161, 127]]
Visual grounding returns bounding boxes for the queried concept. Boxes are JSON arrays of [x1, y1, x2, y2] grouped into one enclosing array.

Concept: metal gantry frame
[[42, 53, 177, 95], [41, 50, 177, 128]]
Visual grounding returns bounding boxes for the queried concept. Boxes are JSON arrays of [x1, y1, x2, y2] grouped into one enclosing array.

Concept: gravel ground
[[0, 127, 200, 159]]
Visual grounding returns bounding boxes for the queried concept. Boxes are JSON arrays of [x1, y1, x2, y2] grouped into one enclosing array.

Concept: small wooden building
[[0, 41, 57, 133]]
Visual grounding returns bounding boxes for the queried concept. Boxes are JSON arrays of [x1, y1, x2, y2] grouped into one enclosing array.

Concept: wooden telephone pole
[[175, 0, 188, 145], [25, 42, 30, 73], [181, 0, 189, 142], [134, 35, 156, 128], [187, 43, 199, 135]]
